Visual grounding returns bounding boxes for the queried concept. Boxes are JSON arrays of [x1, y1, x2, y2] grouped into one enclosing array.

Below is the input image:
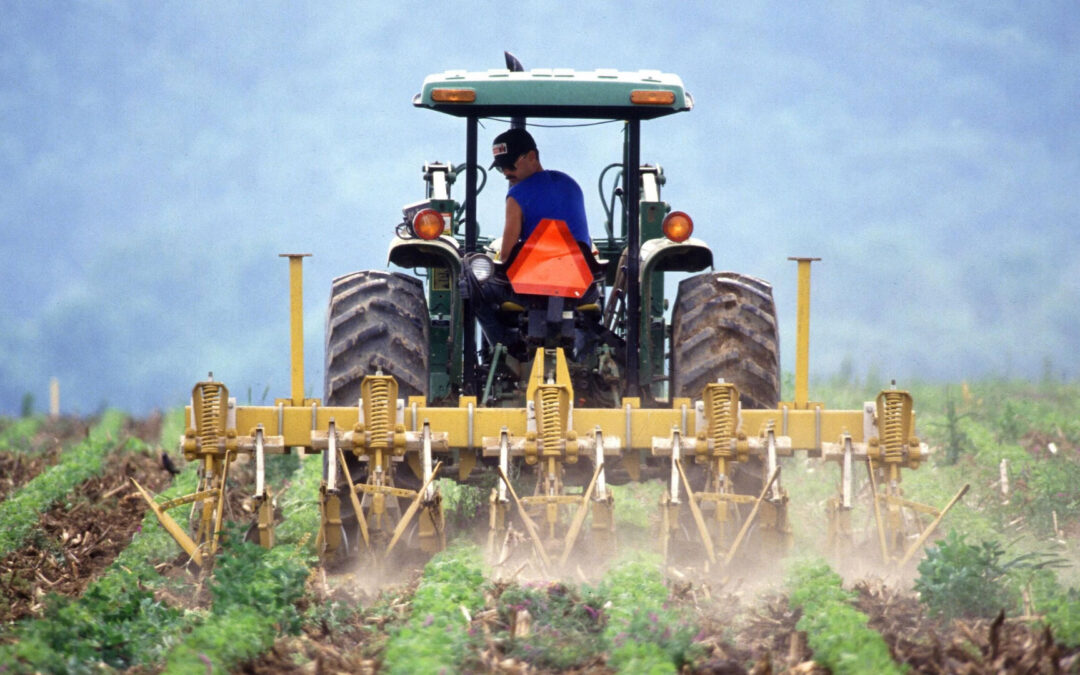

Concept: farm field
[[0, 378, 1078, 673]]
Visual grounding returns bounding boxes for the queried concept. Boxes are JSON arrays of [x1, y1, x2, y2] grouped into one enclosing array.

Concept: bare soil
[[239, 569, 1080, 674], [0, 417, 168, 623], [3, 416, 1078, 672], [0, 417, 92, 501]]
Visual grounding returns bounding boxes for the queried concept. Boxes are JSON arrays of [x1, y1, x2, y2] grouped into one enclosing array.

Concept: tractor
[[135, 55, 967, 574]]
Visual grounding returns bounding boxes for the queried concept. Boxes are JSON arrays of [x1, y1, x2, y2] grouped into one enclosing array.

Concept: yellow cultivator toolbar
[[135, 254, 967, 571]]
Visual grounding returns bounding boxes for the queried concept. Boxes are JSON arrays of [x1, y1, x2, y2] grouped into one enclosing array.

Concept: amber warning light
[[630, 89, 676, 105], [662, 211, 693, 242], [412, 208, 446, 240], [431, 88, 476, 103]]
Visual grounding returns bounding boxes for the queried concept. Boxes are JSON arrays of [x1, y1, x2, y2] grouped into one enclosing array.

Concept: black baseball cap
[[490, 128, 537, 170]]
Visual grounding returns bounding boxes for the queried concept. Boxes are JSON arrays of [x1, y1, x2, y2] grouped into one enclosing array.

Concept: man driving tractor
[[464, 127, 598, 351]]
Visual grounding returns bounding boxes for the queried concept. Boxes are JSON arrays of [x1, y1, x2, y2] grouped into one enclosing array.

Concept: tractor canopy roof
[[414, 68, 692, 120]]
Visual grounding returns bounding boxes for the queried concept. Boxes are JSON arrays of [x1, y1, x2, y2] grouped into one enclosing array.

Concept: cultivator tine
[[317, 421, 345, 556], [589, 428, 615, 549], [252, 426, 274, 549], [559, 460, 604, 567], [897, 483, 970, 567], [827, 434, 856, 556], [209, 450, 232, 557], [674, 445, 717, 565], [337, 445, 370, 551], [488, 429, 511, 558], [131, 478, 204, 567], [867, 459, 891, 563], [497, 466, 551, 571], [385, 459, 443, 559], [723, 466, 781, 567], [415, 422, 445, 553]]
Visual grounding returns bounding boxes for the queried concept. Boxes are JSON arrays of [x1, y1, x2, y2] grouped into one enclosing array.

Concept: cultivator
[[136, 255, 965, 571]]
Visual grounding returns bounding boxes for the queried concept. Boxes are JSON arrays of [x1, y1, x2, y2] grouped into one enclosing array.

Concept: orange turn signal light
[[662, 211, 693, 242], [431, 88, 476, 103], [630, 89, 676, 105], [412, 209, 446, 240]]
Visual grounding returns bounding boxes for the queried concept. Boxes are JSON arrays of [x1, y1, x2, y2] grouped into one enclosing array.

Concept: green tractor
[[325, 54, 779, 423], [320, 54, 783, 563]]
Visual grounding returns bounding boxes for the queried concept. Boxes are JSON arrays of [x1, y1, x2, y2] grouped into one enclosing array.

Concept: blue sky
[[2, 2, 1078, 414]]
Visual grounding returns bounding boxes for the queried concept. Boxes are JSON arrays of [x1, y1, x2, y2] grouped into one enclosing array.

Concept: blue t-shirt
[[507, 170, 590, 245]]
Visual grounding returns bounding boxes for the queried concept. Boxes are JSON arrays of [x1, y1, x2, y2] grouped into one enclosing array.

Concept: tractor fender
[[387, 235, 463, 275], [639, 237, 713, 280]]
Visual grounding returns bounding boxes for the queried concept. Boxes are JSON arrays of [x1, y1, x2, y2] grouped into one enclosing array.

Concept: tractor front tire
[[671, 271, 780, 408]]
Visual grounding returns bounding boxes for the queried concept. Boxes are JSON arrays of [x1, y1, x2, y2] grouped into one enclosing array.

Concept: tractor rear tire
[[324, 270, 429, 405], [671, 271, 780, 408]]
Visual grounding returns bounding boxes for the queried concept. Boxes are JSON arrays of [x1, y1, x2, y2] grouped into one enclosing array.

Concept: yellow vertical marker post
[[49, 377, 60, 419], [280, 254, 312, 406], [788, 257, 820, 410]]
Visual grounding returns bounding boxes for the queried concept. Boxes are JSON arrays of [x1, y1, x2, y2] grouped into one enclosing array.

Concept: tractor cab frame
[[395, 63, 713, 403]]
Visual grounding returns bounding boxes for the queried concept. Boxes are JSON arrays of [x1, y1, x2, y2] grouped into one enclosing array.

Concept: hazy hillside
[[2, 3, 1078, 414]]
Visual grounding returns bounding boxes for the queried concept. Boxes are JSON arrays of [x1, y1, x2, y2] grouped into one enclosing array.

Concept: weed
[[382, 544, 487, 675], [915, 530, 1067, 621], [930, 387, 975, 465], [497, 582, 604, 669], [1022, 455, 1080, 532]]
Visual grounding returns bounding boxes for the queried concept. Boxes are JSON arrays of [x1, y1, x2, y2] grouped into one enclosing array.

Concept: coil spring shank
[[704, 382, 738, 457], [184, 381, 229, 457], [539, 385, 563, 451], [198, 384, 224, 446], [363, 376, 394, 451], [878, 390, 912, 463]]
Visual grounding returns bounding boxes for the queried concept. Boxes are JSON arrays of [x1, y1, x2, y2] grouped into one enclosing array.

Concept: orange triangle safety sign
[[506, 218, 593, 298]]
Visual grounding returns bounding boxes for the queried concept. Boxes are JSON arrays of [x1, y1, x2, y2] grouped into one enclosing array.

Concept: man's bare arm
[[500, 197, 523, 261]]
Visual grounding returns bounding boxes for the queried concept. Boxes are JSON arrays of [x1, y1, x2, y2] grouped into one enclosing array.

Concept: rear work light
[[431, 88, 476, 103], [630, 89, 676, 105], [412, 208, 446, 240], [662, 211, 693, 242]]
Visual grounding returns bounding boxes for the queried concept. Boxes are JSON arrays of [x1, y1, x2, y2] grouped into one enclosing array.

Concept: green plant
[[0, 416, 42, 451], [0, 410, 126, 558], [497, 582, 604, 669], [438, 475, 493, 531], [20, 392, 34, 418], [995, 400, 1028, 444], [381, 544, 487, 675], [164, 532, 313, 674], [589, 554, 701, 672], [787, 558, 901, 675], [930, 388, 974, 465], [1023, 455, 1080, 531], [915, 530, 1066, 621], [0, 564, 188, 673]]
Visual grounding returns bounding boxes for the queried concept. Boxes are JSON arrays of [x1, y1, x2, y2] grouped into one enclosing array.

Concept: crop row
[[0, 411, 320, 674], [0, 410, 125, 559], [0, 416, 42, 452], [787, 558, 901, 674]]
